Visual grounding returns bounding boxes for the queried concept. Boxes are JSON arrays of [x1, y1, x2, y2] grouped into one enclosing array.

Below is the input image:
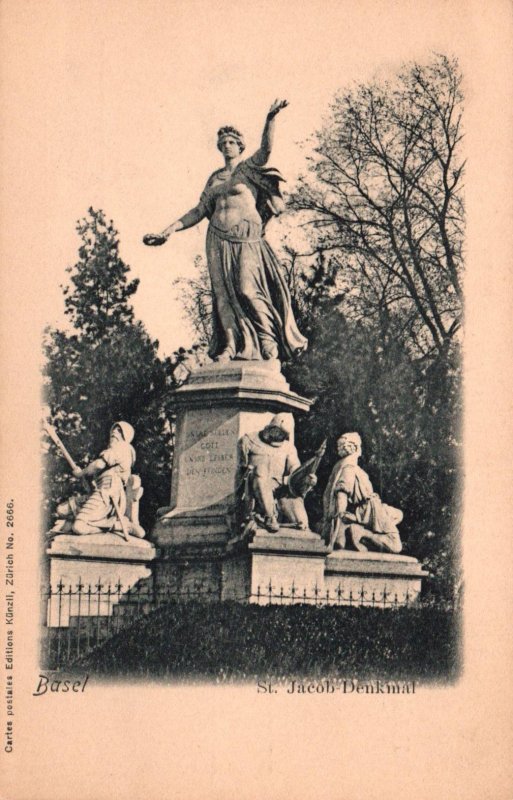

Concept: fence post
[[115, 580, 123, 633], [66, 586, 73, 661], [45, 585, 52, 666], [106, 584, 112, 637], [86, 585, 92, 650], [95, 580, 103, 646], [56, 580, 64, 667], [76, 579, 84, 659]]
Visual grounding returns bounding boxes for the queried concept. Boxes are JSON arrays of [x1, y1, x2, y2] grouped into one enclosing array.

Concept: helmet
[[268, 413, 294, 439], [111, 421, 135, 444]]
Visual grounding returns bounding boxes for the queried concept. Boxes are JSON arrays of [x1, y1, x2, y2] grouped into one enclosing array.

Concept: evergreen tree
[[43, 208, 184, 531], [63, 209, 140, 339]]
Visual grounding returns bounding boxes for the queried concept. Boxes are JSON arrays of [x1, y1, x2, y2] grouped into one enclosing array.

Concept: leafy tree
[[290, 53, 464, 360], [172, 255, 212, 349], [279, 55, 464, 600], [43, 208, 188, 531]]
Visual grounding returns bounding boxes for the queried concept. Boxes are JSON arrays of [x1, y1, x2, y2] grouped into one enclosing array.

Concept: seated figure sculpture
[[51, 421, 145, 540], [240, 413, 317, 533], [321, 432, 402, 554]]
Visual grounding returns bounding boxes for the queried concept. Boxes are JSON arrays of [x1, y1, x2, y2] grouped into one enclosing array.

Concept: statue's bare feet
[[215, 348, 235, 363], [261, 342, 279, 360], [215, 334, 236, 362]]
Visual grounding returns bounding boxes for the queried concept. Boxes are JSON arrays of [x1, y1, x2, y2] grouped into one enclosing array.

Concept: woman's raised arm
[[251, 99, 289, 166]]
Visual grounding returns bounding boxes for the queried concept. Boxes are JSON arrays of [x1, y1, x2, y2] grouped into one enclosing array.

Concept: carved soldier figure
[[321, 432, 403, 554], [51, 421, 145, 540], [143, 100, 307, 363], [240, 413, 317, 533]]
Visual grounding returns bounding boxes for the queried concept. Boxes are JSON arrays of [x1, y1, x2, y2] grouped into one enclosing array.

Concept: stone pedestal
[[223, 527, 328, 602], [152, 361, 312, 592], [148, 360, 429, 607], [46, 533, 157, 626], [221, 532, 428, 607], [324, 550, 428, 606]]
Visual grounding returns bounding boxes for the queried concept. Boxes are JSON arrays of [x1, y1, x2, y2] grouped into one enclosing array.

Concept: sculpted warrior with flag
[[240, 413, 324, 534]]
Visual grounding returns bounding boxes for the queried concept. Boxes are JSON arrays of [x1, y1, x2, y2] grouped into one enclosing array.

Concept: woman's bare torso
[[207, 167, 261, 231]]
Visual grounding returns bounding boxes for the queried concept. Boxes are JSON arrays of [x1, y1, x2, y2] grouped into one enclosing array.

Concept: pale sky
[[0, 0, 479, 354]]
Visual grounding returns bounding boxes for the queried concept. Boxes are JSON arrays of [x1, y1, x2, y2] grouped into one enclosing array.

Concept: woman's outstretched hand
[[267, 99, 289, 120]]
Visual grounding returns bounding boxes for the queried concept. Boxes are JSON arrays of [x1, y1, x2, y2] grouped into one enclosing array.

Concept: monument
[[142, 100, 427, 605], [43, 99, 427, 620]]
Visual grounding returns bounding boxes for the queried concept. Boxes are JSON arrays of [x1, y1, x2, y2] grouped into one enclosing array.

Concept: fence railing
[[42, 580, 218, 669], [42, 579, 456, 670], [250, 581, 420, 608]]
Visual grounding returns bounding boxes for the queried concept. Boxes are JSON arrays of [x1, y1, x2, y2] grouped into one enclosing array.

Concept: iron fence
[[250, 581, 421, 608], [42, 578, 457, 670], [42, 580, 217, 669]]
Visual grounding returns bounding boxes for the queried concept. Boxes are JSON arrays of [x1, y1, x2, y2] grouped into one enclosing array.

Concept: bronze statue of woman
[[143, 100, 307, 363]]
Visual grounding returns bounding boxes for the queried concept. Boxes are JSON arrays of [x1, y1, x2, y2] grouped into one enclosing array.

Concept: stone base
[[46, 533, 157, 626], [153, 549, 224, 598], [324, 550, 429, 607], [223, 526, 328, 603], [220, 532, 428, 607], [152, 524, 428, 608]]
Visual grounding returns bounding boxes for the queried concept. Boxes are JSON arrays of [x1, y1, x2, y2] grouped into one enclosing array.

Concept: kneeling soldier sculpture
[[47, 421, 145, 541]]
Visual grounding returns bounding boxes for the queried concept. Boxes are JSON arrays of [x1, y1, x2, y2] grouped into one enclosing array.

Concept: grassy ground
[[70, 600, 461, 684]]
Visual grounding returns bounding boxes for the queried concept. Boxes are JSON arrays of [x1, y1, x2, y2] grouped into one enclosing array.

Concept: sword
[[43, 422, 90, 492], [110, 495, 130, 542]]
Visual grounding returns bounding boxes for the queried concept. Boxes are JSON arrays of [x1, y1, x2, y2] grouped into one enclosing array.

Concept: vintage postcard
[[1, 0, 512, 798]]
